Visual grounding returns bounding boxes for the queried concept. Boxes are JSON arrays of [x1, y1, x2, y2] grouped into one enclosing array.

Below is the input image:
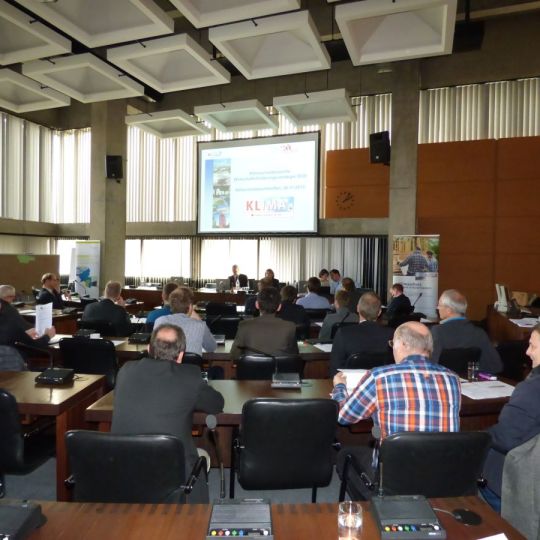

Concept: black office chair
[[387, 312, 423, 329], [236, 354, 305, 380], [230, 398, 338, 502], [77, 319, 116, 336], [80, 298, 98, 309], [59, 337, 118, 390], [183, 352, 204, 370], [0, 389, 55, 498], [205, 302, 237, 317], [65, 430, 207, 503], [331, 322, 357, 339], [304, 309, 332, 321], [497, 340, 531, 382], [439, 347, 481, 377], [207, 317, 241, 339], [338, 431, 491, 502], [345, 349, 394, 370]]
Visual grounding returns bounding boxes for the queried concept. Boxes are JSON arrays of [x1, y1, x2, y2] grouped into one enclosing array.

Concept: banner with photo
[[69, 240, 100, 299], [392, 235, 440, 319]]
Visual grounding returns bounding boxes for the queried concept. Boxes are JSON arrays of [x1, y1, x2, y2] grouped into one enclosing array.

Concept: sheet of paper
[[509, 317, 538, 328], [18, 309, 36, 315], [338, 369, 368, 393], [111, 340, 125, 346], [35, 302, 52, 337], [130, 317, 146, 324], [461, 381, 515, 400], [477, 534, 508, 540], [314, 343, 332, 352], [48, 334, 71, 345]]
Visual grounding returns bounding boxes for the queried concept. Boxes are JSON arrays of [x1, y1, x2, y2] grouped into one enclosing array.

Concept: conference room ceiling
[[0, 0, 538, 116]]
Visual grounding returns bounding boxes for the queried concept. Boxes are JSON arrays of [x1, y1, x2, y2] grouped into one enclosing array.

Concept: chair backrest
[[439, 347, 481, 376], [497, 340, 531, 382], [387, 312, 422, 329], [59, 337, 118, 390], [331, 322, 357, 339], [65, 430, 187, 503], [183, 352, 203, 370], [238, 398, 338, 490], [80, 298, 98, 308], [207, 317, 241, 339], [379, 431, 491, 498], [304, 309, 332, 321], [0, 346, 27, 371], [205, 302, 237, 317], [236, 354, 305, 380], [345, 350, 394, 370], [0, 390, 24, 473], [77, 319, 116, 336]]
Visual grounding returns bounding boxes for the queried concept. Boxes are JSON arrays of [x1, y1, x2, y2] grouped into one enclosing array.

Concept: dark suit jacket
[[431, 318, 502, 374], [330, 320, 394, 376], [276, 301, 310, 327], [0, 300, 32, 330], [111, 357, 224, 502], [230, 313, 299, 360], [228, 273, 248, 288], [384, 294, 412, 319], [36, 288, 64, 309], [483, 366, 540, 495], [0, 304, 50, 349], [82, 298, 132, 336]]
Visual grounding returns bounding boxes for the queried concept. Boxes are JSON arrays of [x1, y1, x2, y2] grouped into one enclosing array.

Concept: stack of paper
[[338, 369, 368, 393], [461, 381, 515, 400]]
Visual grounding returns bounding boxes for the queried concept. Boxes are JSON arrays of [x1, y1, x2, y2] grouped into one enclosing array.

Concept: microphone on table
[[206, 414, 225, 499]]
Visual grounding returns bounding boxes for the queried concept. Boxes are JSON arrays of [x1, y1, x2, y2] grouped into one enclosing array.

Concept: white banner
[[392, 235, 440, 319], [71, 240, 100, 299]]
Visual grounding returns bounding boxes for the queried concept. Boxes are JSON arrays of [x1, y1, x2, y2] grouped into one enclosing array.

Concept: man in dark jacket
[[111, 323, 224, 503], [36, 272, 66, 309]]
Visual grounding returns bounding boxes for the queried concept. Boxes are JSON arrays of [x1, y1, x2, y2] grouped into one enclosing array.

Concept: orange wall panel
[[418, 140, 497, 184], [326, 186, 388, 218], [497, 136, 540, 180], [496, 179, 539, 217], [326, 149, 390, 187]]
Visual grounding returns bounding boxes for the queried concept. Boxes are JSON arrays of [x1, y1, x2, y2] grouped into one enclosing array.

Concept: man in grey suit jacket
[[431, 289, 502, 374], [112, 323, 224, 503], [330, 292, 394, 376], [230, 287, 298, 360], [81, 280, 132, 336], [319, 289, 358, 341]]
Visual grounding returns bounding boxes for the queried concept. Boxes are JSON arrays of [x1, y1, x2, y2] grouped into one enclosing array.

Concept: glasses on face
[[388, 340, 394, 348]]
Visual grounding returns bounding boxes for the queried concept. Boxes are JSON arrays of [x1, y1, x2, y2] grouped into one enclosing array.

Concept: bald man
[[332, 321, 461, 498]]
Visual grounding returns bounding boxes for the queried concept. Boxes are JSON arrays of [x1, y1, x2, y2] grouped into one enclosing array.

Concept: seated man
[[244, 277, 273, 316], [228, 264, 248, 289], [340, 278, 361, 314], [319, 290, 358, 341], [330, 292, 394, 376], [230, 287, 299, 360], [264, 268, 280, 289], [329, 269, 342, 295], [82, 281, 133, 336], [332, 322, 461, 498], [296, 277, 331, 310], [111, 324, 224, 503], [155, 287, 217, 356], [146, 282, 179, 326], [0, 284, 33, 332], [482, 324, 540, 508], [276, 285, 310, 332], [384, 283, 412, 321], [36, 272, 66, 309], [431, 289, 503, 374]]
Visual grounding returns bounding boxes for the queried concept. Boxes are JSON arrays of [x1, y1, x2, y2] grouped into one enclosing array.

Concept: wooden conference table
[[86, 379, 510, 466], [0, 371, 105, 501], [29, 497, 524, 539]]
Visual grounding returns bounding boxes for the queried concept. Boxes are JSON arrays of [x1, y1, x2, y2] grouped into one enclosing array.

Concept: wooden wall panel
[[495, 254, 540, 293], [325, 148, 389, 218], [497, 179, 538, 216], [497, 136, 540, 180], [418, 140, 497, 183]]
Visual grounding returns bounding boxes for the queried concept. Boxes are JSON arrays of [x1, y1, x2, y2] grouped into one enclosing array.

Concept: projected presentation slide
[[198, 132, 319, 234]]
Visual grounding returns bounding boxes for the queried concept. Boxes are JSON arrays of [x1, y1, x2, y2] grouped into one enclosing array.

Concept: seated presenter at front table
[[228, 264, 248, 289]]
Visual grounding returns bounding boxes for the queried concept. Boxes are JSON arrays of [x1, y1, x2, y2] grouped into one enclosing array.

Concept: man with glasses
[[332, 322, 461, 498], [36, 272, 67, 309]]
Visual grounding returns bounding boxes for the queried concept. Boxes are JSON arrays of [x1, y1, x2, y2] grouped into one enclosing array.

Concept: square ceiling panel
[[107, 34, 230, 93], [273, 88, 356, 127], [0, 69, 70, 113], [0, 0, 71, 65], [335, 0, 457, 66], [209, 10, 330, 80], [169, 0, 300, 28], [125, 109, 211, 138], [22, 53, 144, 103], [194, 99, 278, 132], [14, 0, 174, 48]]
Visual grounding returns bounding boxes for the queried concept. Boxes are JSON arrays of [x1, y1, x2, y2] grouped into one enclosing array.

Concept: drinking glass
[[338, 501, 363, 540]]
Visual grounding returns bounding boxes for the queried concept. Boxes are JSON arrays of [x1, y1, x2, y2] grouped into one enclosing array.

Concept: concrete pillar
[[387, 61, 420, 292], [89, 100, 127, 289]]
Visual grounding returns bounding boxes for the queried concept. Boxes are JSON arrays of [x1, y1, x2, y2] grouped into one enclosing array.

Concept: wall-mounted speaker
[[106, 155, 123, 180], [369, 131, 390, 165]]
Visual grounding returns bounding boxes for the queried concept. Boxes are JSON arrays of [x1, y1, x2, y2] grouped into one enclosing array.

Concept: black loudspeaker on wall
[[369, 131, 391, 165], [106, 155, 123, 180]]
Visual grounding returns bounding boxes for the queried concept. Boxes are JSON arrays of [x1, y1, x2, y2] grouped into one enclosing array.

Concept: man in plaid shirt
[[333, 321, 461, 498]]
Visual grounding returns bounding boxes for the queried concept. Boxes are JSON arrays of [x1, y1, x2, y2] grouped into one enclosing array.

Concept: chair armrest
[[343, 452, 376, 491], [182, 456, 208, 494]]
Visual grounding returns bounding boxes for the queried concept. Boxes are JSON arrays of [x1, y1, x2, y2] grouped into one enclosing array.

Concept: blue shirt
[[146, 305, 171, 324]]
